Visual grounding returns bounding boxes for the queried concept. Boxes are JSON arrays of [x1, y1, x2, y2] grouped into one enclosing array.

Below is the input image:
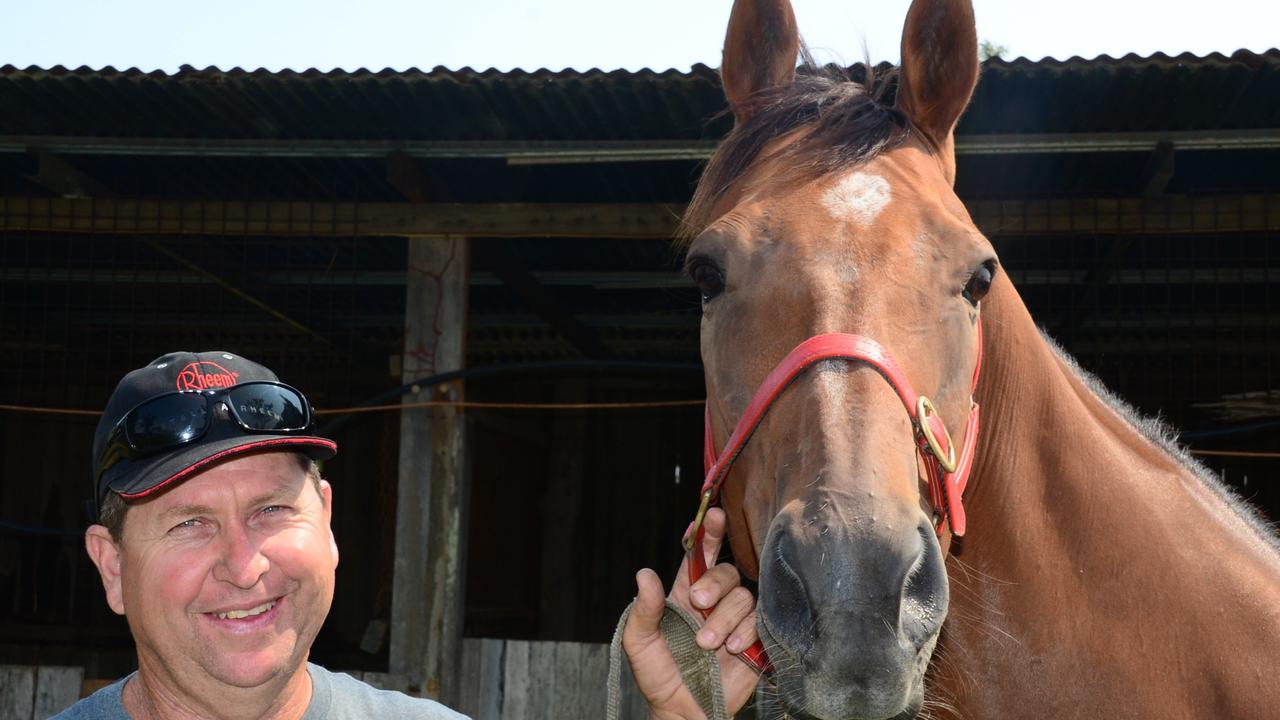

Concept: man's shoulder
[[47, 677, 130, 720], [307, 664, 469, 720]]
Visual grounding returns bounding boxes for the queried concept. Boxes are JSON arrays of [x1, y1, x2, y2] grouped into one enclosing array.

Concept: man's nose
[[212, 523, 270, 588]]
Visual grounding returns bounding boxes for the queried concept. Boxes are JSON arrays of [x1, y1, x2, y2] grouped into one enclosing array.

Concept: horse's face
[[691, 141, 993, 718], [690, 1, 988, 717]]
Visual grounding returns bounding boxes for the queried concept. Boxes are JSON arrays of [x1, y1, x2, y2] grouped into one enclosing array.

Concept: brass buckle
[[683, 489, 714, 554], [916, 396, 958, 473]]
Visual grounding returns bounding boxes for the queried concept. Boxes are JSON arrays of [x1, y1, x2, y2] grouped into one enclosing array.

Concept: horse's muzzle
[[758, 502, 948, 719]]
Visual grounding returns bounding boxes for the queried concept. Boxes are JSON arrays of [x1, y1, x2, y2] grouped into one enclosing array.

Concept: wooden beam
[[4, 129, 1279, 160], [387, 153, 615, 357], [390, 237, 470, 703], [3, 195, 1280, 239], [25, 151, 114, 198], [0, 197, 682, 239], [968, 195, 1280, 236]]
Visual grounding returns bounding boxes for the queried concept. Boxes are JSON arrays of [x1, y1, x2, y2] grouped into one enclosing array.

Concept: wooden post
[[390, 236, 469, 704], [539, 380, 588, 636]]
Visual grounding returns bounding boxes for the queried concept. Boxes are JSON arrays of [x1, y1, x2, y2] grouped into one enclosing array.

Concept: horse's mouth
[[757, 617, 928, 720]]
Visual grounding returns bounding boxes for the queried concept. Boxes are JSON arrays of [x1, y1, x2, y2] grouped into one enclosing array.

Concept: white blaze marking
[[822, 171, 892, 226]]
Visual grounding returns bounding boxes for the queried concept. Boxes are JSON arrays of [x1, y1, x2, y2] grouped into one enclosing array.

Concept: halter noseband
[[684, 321, 983, 674]]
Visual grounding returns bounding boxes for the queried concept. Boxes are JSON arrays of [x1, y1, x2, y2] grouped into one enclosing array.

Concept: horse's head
[[687, 1, 994, 717]]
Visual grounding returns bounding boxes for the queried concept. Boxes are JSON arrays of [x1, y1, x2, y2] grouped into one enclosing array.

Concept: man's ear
[[320, 480, 339, 568], [85, 525, 126, 615]]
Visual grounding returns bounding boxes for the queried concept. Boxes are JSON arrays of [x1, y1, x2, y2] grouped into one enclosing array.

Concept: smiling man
[[55, 351, 466, 720], [55, 351, 760, 720]]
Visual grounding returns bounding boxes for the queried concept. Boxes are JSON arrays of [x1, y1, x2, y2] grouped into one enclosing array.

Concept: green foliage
[[980, 40, 1009, 61]]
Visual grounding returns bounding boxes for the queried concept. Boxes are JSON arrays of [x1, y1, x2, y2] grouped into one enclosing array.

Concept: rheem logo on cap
[[176, 361, 240, 391]]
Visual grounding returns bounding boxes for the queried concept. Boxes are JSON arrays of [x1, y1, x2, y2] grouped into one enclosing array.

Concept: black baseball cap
[[92, 351, 337, 515]]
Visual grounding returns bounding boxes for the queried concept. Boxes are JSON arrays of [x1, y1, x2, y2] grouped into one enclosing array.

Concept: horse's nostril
[[901, 521, 947, 643], [762, 530, 816, 658]]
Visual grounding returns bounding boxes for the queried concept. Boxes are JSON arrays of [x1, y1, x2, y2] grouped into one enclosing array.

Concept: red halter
[[684, 321, 983, 674]]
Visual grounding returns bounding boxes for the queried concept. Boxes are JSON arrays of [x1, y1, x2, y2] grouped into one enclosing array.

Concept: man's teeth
[[215, 601, 275, 620]]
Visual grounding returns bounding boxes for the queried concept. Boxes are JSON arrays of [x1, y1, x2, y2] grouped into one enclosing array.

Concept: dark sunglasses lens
[[126, 393, 210, 453], [226, 384, 309, 431]]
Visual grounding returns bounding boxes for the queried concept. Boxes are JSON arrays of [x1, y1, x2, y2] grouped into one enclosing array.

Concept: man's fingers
[[724, 606, 760, 654], [688, 562, 741, 611], [694, 585, 756, 651], [699, 507, 729, 570]]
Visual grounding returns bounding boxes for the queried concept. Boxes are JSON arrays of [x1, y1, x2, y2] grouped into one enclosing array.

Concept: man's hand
[[622, 507, 760, 719]]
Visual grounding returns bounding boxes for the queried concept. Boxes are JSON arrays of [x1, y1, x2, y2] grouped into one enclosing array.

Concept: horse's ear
[[895, 0, 979, 184], [721, 0, 800, 124]]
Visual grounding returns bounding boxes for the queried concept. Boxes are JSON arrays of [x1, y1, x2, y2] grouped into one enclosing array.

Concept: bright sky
[[3, 0, 1276, 74]]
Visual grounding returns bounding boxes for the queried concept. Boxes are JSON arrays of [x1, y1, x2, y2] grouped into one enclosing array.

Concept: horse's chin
[[767, 683, 924, 720], [760, 619, 930, 720]]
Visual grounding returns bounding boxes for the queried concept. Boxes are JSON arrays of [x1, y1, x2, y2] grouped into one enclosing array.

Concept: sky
[[2, 0, 1277, 74]]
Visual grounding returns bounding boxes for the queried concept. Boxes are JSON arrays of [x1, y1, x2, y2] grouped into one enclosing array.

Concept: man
[[58, 351, 759, 719]]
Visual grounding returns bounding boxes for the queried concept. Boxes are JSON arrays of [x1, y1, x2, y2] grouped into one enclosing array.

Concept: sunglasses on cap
[[95, 381, 316, 488]]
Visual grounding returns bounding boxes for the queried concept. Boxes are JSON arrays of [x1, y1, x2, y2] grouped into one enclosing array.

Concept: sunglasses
[[95, 381, 316, 489]]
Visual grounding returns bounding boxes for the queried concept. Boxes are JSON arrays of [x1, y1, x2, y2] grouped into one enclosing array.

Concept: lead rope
[[606, 599, 730, 720]]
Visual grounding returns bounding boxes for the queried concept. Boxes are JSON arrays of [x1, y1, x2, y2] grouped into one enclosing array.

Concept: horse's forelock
[[679, 58, 910, 246]]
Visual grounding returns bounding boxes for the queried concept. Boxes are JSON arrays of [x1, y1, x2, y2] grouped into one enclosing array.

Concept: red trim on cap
[[118, 437, 338, 501]]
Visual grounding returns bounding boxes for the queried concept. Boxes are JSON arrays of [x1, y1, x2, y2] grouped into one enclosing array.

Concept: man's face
[[91, 451, 338, 690]]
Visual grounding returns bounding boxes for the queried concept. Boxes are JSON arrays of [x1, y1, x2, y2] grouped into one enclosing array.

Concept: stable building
[[1, 50, 1278, 716]]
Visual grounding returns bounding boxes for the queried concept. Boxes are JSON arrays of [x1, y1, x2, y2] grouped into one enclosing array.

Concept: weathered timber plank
[[390, 237, 469, 704], [550, 642, 582, 717], [457, 639, 482, 718], [3, 195, 1278, 239], [475, 639, 505, 720], [0, 665, 35, 720], [500, 640, 530, 720], [0, 197, 682, 239], [527, 641, 557, 719], [579, 642, 609, 719], [969, 195, 1280, 236], [34, 666, 83, 718]]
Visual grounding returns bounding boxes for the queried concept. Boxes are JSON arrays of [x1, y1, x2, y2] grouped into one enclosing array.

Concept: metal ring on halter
[[683, 489, 714, 553], [916, 396, 957, 473]]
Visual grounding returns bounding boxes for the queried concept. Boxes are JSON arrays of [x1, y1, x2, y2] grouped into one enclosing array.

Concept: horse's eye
[[963, 261, 996, 305], [691, 262, 726, 305]]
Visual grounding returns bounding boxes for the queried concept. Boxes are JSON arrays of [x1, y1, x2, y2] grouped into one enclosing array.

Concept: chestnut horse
[[685, 1, 1280, 718]]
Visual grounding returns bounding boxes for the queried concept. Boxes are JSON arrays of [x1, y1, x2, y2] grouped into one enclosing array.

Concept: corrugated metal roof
[[2, 52, 1278, 375], [971, 50, 1280, 135], [3, 51, 1277, 204], [3, 50, 1278, 143], [0, 64, 728, 141]]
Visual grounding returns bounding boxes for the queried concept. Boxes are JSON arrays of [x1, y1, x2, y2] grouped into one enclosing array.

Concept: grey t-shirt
[[49, 663, 469, 719]]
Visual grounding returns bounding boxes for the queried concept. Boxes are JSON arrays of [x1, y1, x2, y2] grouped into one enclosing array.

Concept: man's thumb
[[626, 568, 666, 642]]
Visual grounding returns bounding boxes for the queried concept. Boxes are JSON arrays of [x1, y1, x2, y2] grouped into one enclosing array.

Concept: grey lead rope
[[607, 599, 730, 720]]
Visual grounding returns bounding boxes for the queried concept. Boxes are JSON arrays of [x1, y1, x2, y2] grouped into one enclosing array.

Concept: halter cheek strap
[[685, 320, 983, 675]]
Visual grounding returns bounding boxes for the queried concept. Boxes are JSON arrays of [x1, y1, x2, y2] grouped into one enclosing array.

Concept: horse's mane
[[680, 51, 909, 244], [1041, 330, 1280, 556]]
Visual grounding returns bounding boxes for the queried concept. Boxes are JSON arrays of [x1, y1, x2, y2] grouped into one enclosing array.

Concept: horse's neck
[[937, 278, 1280, 718]]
